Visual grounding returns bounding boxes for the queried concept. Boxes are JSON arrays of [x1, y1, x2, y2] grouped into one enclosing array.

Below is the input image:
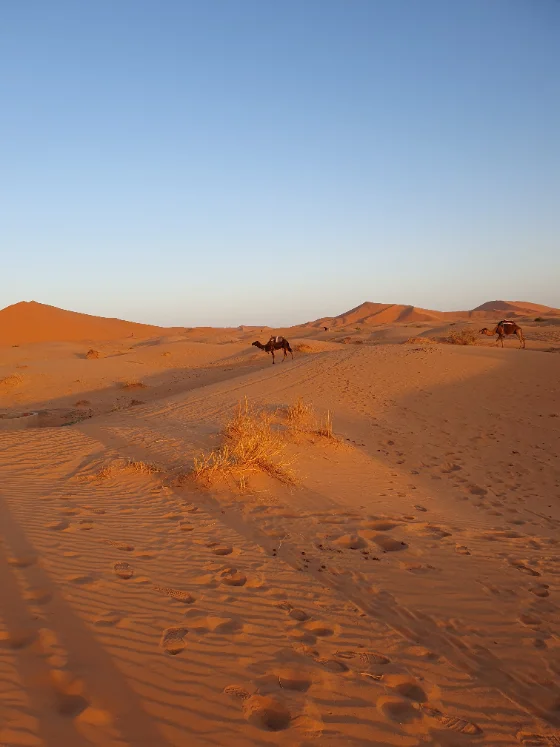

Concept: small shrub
[[534, 317, 544, 322], [120, 380, 147, 390], [285, 397, 314, 430], [404, 336, 437, 345], [86, 349, 100, 359], [192, 398, 293, 487], [95, 459, 161, 479], [445, 328, 478, 346], [74, 399, 91, 406], [353, 339, 364, 345]]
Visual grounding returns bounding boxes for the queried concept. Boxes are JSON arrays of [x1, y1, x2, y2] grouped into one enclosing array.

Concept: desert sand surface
[[1, 300, 560, 747]]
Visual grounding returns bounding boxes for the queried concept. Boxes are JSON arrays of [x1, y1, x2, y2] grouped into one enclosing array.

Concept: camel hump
[[499, 319, 515, 326]]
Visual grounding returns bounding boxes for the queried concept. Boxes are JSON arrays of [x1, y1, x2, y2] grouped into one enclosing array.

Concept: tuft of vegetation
[[120, 380, 147, 390], [404, 336, 437, 345], [445, 328, 479, 345], [534, 317, 544, 322], [285, 397, 315, 430], [94, 459, 161, 480], [192, 398, 294, 488], [74, 399, 91, 406], [86, 349, 100, 359], [0, 373, 24, 387], [316, 410, 335, 439]]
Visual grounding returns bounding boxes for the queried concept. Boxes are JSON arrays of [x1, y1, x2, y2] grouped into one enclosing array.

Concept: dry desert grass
[[192, 398, 294, 488], [445, 327, 479, 345], [293, 342, 313, 353], [120, 380, 148, 390]]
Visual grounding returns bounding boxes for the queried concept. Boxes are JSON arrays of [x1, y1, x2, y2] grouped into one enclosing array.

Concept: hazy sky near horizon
[[1, 0, 559, 327]]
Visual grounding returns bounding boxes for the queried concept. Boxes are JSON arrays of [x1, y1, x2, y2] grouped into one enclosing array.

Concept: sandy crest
[[1, 340, 559, 746]]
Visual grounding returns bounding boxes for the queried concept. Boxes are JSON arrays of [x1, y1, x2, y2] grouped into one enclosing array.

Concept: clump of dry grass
[[404, 336, 437, 345], [192, 398, 294, 487], [86, 349, 100, 359], [0, 373, 24, 387], [293, 343, 313, 353], [120, 380, 148, 390], [285, 397, 314, 430], [316, 410, 335, 439], [94, 458, 161, 480], [445, 328, 478, 345], [283, 397, 338, 443]]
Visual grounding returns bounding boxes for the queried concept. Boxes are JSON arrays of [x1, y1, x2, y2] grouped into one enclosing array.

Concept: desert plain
[[1, 299, 560, 747]]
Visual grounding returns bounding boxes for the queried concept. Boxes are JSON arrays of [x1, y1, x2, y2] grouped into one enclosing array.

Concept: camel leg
[[518, 331, 525, 349], [271, 349, 275, 365]]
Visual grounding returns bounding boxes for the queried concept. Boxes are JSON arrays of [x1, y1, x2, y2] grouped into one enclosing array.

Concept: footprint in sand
[[47, 520, 69, 531], [377, 695, 421, 724], [67, 573, 97, 585], [243, 694, 291, 731], [78, 520, 94, 531], [382, 674, 426, 703], [191, 616, 244, 635], [223, 685, 251, 700], [363, 520, 402, 532], [178, 523, 194, 532], [455, 544, 471, 555], [0, 628, 37, 650], [153, 586, 195, 604], [421, 706, 482, 735], [530, 584, 550, 598], [288, 608, 309, 621], [160, 627, 188, 655], [335, 534, 367, 550], [220, 568, 247, 587], [370, 535, 408, 552], [208, 543, 233, 556], [113, 562, 134, 580], [517, 733, 560, 746], [302, 620, 335, 637], [94, 611, 123, 627], [509, 560, 540, 577], [275, 667, 312, 692], [7, 554, 37, 568]]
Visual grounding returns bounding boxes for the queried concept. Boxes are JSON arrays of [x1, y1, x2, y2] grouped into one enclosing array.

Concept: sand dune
[[0, 301, 186, 346], [1, 301, 560, 746]]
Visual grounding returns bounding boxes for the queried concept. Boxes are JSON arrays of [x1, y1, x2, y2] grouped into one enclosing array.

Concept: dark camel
[[479, 320, 525, 348], [252, 336, 294, 364]]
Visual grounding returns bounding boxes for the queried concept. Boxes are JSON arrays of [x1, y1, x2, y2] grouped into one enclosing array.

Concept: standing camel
[[479, 320, 525, 348], [252, 336, 294, 364]]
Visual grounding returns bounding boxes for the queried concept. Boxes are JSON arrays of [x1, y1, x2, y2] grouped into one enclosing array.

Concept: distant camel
[[252, 336, 294, 364], [479, 320, 525, 349]]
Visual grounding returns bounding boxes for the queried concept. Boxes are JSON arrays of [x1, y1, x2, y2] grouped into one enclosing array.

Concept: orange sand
[[1, 300, 559, 746]]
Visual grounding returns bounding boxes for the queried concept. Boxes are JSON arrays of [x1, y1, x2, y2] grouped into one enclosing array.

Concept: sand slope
[[1, 328, 560, 746], [0, 301, 186, 346]]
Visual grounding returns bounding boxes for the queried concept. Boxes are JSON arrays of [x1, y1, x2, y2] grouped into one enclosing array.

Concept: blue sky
[[1, 0, 558, 326]]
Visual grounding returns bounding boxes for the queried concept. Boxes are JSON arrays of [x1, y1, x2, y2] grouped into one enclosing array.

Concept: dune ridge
[[1, 298, 559, 347]]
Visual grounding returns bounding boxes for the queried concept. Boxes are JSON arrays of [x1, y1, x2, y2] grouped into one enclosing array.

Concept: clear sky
[[1, 0, 559, 326]]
